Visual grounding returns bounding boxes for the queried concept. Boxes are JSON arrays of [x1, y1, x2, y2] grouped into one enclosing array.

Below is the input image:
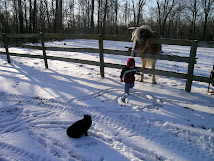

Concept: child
[[120, 58, 141, 96]]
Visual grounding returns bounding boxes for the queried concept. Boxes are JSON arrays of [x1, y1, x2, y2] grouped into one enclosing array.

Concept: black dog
[[67, 115, 92, 138]]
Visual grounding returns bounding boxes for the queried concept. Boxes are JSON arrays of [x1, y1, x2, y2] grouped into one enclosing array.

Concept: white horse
[[131, 25, 161, 84]]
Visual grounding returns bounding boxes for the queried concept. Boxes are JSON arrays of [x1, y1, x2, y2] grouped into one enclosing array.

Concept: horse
[[131, 25, 161, 84]]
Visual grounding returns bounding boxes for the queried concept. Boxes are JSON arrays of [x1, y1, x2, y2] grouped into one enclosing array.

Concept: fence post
[[2, 33, 11, 63], [99, 34, 104, 77], [185, 40, 198, 92], [40, 32, 48, 69]]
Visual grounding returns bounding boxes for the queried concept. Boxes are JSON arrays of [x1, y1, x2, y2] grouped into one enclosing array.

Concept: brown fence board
[[7, 34, 40, 38], [139, 54, 191, 63], [148, 38, 192, 46], [198, 41, 214, 48], [103, 35, 130, 42], [193, 75, 214, 84], [0, 52, 43, 59], [47, 55, 100, 66], [13, 44, 41, 49], [13, 44, 130, 56], [43, 33, 98, 40]]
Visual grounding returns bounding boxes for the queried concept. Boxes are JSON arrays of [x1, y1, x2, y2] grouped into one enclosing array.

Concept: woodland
[[0, 0, 214, 40]]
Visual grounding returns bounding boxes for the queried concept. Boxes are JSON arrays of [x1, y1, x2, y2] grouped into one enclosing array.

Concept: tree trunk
[[131, 0, 136, 26], [32, 0, 37, 33], [203, 12, 208, 40], [90, 0, 95, 33], [29, 0, 32, 33], [97, 0, 101, 34], [191, 0, 197, 40], [54, 0, 59, 33], [136, 0, 146, 26], [13, 0, 19, 33], [24, 0, 28, 33], [59, 0, 63, 32], [44, 0, 51, 30], [18, 0, 24, 33], [102, 0, 108, 35], [202, 0, 213, 40], [115, 0, 118, 35], [156, 1, 162, 35]]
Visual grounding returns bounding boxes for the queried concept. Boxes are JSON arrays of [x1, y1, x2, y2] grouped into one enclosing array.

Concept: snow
[[0, 39, 214, 161]]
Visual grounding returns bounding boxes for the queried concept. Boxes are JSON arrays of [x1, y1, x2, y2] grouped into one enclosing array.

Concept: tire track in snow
[[68, 87, 116, 102], [0, 141, 50, 161], [27, 130, 78, 161], [0, 91, 162, 160], [1, 91, 213, 160], [0, 109, 56, 134]]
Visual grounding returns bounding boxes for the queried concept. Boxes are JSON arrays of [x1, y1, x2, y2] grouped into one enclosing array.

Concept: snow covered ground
[[0, 39, 214, 161]]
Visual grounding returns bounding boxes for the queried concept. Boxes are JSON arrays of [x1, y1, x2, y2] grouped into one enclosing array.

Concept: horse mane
[[141, 31, 161, 55], [131, 29, 137, 41], [131, 25, 152, 42]]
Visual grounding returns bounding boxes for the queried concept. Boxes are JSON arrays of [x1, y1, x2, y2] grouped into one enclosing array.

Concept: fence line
[[0, 33, 214, 92], [12, 44, 191, 63]]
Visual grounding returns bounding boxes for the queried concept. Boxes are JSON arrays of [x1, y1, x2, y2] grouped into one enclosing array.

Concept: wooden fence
[[0, 33, 214, 92]]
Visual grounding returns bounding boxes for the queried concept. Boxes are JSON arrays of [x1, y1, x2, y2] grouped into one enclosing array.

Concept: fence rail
[[0, 33, 214, 92], [148, 38, 214, 48]]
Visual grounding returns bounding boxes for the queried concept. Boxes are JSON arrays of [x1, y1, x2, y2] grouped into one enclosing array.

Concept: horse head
[[131, 25, 153, 57]]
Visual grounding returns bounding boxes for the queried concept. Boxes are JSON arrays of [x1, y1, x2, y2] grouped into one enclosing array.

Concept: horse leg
[[151, 59, 157, 84], [140, 58, 146, 82]]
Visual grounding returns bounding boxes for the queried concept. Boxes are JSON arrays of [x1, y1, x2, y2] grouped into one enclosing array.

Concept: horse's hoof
[[140, 80, 144, 82], [152, 81, 157, 84]]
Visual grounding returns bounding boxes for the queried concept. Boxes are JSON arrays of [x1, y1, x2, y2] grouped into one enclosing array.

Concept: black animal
[[67, 115, 92, 138]]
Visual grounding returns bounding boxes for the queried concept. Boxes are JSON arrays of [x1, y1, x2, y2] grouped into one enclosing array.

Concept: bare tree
[[44, 0, 51, 30], [66, 0, 75, 31], [186, 0, 202, 39], [0, 0, 11, 33], [123, 0, 130, 26], [18, 0, 24, 33], [114, 0, 119, 35], [131, 0, 136, 25], [29, 0, 32, 33], [156, 0, 179, 37], [32, 0, 37, 33], [131, 0, 146, 26], [59, 0, 63, 32], [102, 0, 108, 35], [201, 0, 214, 40], [136, 0, 146, 26], [97, 0, 101, 34], [54, 0, 63, 33], [90, 0, 95, 33], [24, 0, 28, 32]]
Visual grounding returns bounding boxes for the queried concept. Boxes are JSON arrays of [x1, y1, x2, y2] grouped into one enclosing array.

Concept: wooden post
[[40, 32, 48, 69], [99, 34, 104, 77], [3, 33, 11, 63], [185, 40, 198, 92]]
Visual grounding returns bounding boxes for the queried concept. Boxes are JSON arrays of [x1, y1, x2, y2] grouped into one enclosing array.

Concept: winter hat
[[127, 58, 135, 67]]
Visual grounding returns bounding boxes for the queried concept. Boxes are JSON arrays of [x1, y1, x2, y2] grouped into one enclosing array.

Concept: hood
[[127, 58, 135, 68]]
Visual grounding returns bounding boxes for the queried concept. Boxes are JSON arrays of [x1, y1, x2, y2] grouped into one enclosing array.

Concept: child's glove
[[120, 78, 124, 82]]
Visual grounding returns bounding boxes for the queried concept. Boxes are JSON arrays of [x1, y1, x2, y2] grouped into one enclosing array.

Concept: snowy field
[[0, 39, 214, 161]]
